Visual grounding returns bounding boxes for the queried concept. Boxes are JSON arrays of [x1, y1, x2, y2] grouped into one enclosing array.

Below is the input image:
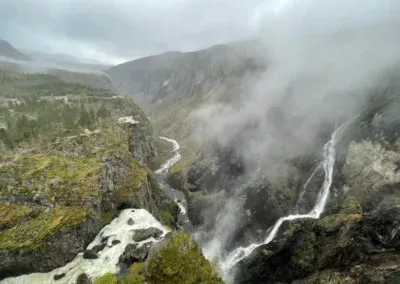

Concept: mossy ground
[[0, 153, 103, 206], [0, 202, 44, 228], [0, 206, 89, 250], [146, 232, 223, 284], [94, 264, 145, 284], [159, 209, 175, 227], [317, 214, 362, 233], [115, 162, 148, 198], [94, 272, 118, 284], [293, 232, 316, 272]]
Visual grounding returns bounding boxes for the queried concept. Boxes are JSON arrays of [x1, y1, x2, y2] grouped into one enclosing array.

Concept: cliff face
[[0, 76, 178, 279]]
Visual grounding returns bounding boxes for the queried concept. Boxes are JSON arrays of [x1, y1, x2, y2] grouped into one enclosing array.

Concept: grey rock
[[91, 243, 106, 254], [119, 243, 150, 266], [132, 227, 163, 242], [54, 273, 66, 281], [112, 240, 121, 245], [83, 250, 98, 260], [76, 273, 91, 284]]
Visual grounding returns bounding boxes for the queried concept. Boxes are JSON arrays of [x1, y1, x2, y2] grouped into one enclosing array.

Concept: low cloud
[[193, 0, 400, 261], [0, 0, 267, 64]]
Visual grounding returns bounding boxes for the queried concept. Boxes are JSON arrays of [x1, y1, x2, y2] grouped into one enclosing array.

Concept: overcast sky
[[0, 0, 276, 64], [1, 0, 399, 65]]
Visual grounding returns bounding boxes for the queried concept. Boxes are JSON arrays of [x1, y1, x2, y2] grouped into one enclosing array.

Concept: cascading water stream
[[153, 137, 190, 226], [155, 137, 181, 174], [219, 122, 349, 282]]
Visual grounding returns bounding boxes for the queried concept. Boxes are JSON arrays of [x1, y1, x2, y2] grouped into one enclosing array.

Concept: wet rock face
[[53, 273, 66, 281], [0, 211, 101, 280], [76, 273, 91, 284], [83, 250, 98, 260], [237, 204, 400, 284], [119, 243, 151, 267], [132, 227, 163, 242]]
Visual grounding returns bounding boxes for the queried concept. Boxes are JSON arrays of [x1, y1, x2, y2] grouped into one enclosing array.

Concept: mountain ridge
[[0, 39, 30, 61]]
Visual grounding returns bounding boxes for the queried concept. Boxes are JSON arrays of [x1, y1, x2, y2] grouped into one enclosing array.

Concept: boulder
[[83, 250, 98, 260], [119, 243, 151, 266], [132, 227, 163, 242]]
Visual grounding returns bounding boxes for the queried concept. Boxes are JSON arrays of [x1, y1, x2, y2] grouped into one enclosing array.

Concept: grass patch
[[0, 206, 89, 250], [317, 214, 362, 233], [0, 202, 44, 227], [115, 162, 148, 198], [159, 209, 175, 227], [147, 232, 223, 284], [94, 272, 118, 284], [1, 153, 103, 206]]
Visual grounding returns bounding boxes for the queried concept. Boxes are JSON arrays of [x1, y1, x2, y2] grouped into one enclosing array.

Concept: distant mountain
[[106, 41, 267, 103], [0, 39, 30, 61], [24, 50, 110, 71]]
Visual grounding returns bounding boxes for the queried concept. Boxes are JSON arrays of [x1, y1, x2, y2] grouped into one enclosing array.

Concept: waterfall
[[219, 122, 348, 282], [0, 210, 169, 284]]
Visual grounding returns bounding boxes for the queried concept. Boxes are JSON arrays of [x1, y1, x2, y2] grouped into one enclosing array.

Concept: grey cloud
[[0, 0, 266, 63]]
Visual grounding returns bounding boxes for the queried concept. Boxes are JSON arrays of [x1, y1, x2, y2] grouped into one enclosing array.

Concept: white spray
[[219, 122, 348, 282]]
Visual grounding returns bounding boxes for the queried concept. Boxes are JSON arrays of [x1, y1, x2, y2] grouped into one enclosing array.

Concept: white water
[[1, 209, 169, 284], [219, 123, 348, 282], [155, 137, 182, 174]]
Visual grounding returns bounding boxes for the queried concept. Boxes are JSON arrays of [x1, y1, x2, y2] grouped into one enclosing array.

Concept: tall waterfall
[[219, 122, 348, 282]]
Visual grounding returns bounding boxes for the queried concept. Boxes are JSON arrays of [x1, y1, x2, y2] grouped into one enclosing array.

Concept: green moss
[[101, 211, 115, 227], [317, 214, 362, 233], [0, 206, 89, 250], [293, 232, 316, 272], [284, 224, 297, 237], [115, 162, 147, 198], [119, 263, 145, 284], [159, 209, 175, 227], [277, 223, 299, 249], [94, 273, 118, 284], [340, 196, 363, 214], [96, 129, 132, 159], [2, 153, 103, 206], [261, 249, 273, 257], [0, 202, 43, 227], [147, 232, 224, 284]]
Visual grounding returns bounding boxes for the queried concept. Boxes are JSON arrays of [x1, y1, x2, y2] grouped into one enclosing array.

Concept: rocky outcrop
[[0, 208, 101, 279], [144, 232, 224, 284], [0, 100, 178, 280], [234, 96, 400, 283], [236, 203, 400, 283]]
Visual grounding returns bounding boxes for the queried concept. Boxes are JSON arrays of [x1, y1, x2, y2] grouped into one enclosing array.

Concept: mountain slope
[[0, 39, 30, 61], [106, 41, 266, 103]]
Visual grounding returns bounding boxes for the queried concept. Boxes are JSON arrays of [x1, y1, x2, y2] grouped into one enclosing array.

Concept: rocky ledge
[[0, 105, 178, 280]]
